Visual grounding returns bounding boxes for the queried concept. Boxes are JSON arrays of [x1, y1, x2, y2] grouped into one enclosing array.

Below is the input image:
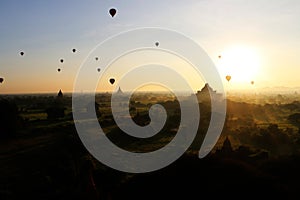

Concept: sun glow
[[217, 45, 261, 84]]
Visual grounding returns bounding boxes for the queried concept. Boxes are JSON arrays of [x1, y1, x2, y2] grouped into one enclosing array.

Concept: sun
[[217, 45, 261, 84]]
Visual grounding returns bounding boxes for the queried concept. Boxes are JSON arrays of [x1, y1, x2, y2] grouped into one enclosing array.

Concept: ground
[[1, 92, 300, 199]]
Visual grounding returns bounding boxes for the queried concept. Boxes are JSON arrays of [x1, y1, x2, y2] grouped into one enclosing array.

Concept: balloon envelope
[[60, 59, 64, 63], [155, 42, 159, 47], [72, 49, 76, 53], [226, 75, 231, 82], [251, 81, 254, 85], [97, 68, 101, 72], [0, 78, 4, 83], [95, 57, 99, 61], [57, 68, 61, 72], [20, 51, 24, 56], [109, 8, 117, 17], [109, 78, 115, 85]]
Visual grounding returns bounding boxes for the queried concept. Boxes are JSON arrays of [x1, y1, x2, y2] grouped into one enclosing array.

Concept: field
[[1, 90, 300, 199]]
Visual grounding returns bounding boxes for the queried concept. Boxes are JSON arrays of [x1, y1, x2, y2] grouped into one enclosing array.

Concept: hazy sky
[[0, 0, 300, 94]]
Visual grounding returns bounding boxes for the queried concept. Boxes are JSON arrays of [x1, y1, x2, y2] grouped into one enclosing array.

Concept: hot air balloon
[[95, 57, 99, 61], [225, 75, 231, 82], [155, 42, 159, 47], [0, 77, 4, 83], [251, 81, 254, 85], [20, 51, 24, 56], [109, 8, 117, 17], [60, 59, 64, 63], [72, 48, 76, 53], [57, 68, 61, 72], [109, 78, 115, 85], [97, 68, 101, 72], [218, 55, 221, 59]]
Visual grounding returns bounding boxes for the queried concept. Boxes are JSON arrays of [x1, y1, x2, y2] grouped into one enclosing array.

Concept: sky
[[0, 0, 300, 94]]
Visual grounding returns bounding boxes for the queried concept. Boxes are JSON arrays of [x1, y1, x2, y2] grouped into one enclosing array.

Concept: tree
[[288, 113, 300, 133], [46, 106, 65, 120], [0, 98, 19, 138]]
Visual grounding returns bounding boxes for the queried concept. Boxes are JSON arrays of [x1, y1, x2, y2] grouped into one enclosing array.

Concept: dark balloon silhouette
[[95, 57, 99, 61], [97, 68, 101, 72], [72, 48, 76, 53], [251, 81, 254, 85], [20, 51, 24, 56], [57, 68, 61, 72], [0, 78, 4, 83], [60, 59, 64, 63], [155, 42, 159, 47], [218, 55, 222, 59], [109, 78, 115, 85], [109, 8, 117, 17], [226, 75, 231, 82]]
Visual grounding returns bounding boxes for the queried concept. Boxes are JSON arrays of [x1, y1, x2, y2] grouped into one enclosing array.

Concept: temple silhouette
[[196, 83, 222, 103], [57, 89, 63, 98]]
